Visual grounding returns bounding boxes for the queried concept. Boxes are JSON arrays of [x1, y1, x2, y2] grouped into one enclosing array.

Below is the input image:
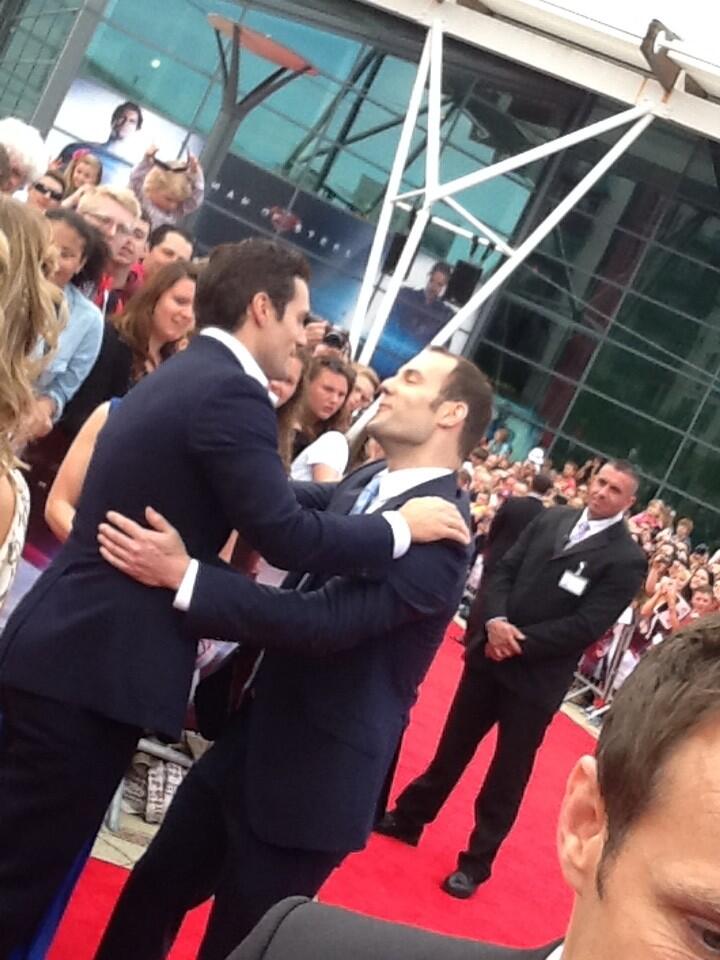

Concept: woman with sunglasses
[[25, 171, 65, 214]]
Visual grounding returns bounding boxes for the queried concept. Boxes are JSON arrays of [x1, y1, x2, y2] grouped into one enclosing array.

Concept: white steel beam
[[359, 0, 720, 142]]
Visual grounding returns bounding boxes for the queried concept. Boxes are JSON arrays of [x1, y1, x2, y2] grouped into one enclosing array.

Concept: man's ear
[[248, 291, 273, 328], [438, 400, 468, 430], [557, 756, 607, 895]]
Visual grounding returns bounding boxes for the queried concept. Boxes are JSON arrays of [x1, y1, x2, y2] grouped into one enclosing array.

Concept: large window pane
[[667, 441, 720, 511], [632, 245, 720, 324], [611, 293, 720, 379], [584, 341, 706, 431], [561, 391, 681, 477]]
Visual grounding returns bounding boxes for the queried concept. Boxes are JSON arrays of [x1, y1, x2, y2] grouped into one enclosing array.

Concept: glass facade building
[[6, 0, 720, 537]]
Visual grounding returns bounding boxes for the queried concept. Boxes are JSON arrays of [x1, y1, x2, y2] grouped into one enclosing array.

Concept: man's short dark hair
[[148, 223, 193, 250], [195, 239, 310, 332], [429, 347, 493, 460], [111, 101, 143, 130], [531, 472, 553, 496], [430, 260, 452, 280], [597, 618, 720, 867], [605, 459, 640, 493]]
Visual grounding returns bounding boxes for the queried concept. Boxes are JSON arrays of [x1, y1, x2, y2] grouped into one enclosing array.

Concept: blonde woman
[[0, 197, 58, 609], [129, 145, 205, 230]]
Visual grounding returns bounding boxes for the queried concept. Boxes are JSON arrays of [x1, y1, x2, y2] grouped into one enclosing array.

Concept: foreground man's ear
[[557, 755, 606, 896]]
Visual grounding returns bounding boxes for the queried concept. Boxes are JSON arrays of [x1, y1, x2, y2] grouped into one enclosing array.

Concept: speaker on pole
[[446, 260, 482, 306]]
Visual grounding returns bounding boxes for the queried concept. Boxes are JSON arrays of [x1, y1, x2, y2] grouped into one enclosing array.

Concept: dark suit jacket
[[467, 495, 544, 637], [482, 495, 545, 580], [0, 337, 396, 737], [466, 506, 647, 712], [182, 462, 470, 853], [228, 897, 558, 960]]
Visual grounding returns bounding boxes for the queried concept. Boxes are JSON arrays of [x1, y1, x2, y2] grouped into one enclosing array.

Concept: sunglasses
[[33, 181, 63, 202]]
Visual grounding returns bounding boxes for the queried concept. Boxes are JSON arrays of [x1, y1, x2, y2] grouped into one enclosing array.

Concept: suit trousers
[[0, 686, 140, 957], [94, 725, 344, 960], [393, 660, 554, 880]]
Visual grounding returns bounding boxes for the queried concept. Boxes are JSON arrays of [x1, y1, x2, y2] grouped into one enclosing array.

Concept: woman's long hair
[[113, 260, 200, 382], [276, 351, 310, 471], [0, 197, 61, 472], [295, 355, 355, 448]]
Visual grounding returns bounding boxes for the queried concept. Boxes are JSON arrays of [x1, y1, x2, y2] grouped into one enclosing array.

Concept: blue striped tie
[[350, 473, 383, 515]]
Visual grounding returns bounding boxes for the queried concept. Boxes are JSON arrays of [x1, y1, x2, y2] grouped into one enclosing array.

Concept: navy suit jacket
[[229, 898, 559, 960], [182, 461, 470, 853], [0, 337, 396, 737]]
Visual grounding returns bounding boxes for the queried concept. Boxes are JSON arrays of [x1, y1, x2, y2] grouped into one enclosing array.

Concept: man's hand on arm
[[98, 507, 191, 590], [398, 496, 470, 547], [485, 617, 525, 661]]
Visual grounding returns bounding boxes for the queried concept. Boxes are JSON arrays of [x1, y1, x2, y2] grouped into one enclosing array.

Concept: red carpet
[[50, 624, 593, 957]]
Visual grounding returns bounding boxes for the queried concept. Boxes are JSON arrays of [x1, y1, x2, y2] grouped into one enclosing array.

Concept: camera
[[322, 327, 350, 352]]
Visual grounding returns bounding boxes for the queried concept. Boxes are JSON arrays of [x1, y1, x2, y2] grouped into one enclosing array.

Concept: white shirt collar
[[367, 466, 454, 512], [546, 946, 564, 960], [201, 327, 269, 392], [575, 507, 625, 536]]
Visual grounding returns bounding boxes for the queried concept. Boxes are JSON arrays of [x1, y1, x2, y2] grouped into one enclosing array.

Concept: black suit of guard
[[0, 335, 400, 954], [388, 505, 647, 883]]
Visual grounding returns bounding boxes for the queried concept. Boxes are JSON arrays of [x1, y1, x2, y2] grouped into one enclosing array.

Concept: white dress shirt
[[174, 331, 425, 611], [546, 945, 563, 960], [567, 508, 624, 547]]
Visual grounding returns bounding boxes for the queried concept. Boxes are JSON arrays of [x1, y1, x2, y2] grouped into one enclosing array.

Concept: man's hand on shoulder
[[399, 496, 470, 547], [98, 507, 190, 590]]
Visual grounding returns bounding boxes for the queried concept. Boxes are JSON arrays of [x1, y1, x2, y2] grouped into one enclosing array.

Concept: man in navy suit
[[0, 241, 469, 955], [92, 347, 493, 960]]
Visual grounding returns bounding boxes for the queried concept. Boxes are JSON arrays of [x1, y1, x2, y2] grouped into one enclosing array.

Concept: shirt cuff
[[173, 558, 199, 611], [486, 616, 508, 624], [383, 511, 411, 560]]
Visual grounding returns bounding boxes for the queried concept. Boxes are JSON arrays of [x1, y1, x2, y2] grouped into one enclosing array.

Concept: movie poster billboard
[[46, 77, 204, 187]]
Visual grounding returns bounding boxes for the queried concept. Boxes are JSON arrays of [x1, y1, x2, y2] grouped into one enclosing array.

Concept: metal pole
[[425, 112, 655, 350], [442, 195, 514, 255], [348, 28, 432, 354], [395, 104, 651, 205]]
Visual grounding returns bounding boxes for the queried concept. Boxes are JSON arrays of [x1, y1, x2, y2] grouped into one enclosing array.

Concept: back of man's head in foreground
[[557, 614, 720, 959]]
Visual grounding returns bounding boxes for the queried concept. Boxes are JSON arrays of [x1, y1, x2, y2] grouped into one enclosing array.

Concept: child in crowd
[[62, 150, 103, 196], [130, 146, 205, 229]]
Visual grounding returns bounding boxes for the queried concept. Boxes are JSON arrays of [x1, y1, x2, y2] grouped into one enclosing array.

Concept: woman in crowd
[[290, 354, 355, 482], [25, 171, 65, 214], [348, 362, 380, 416], [60, 260, 199, 439], [272, 353, 307, 472], [0, 117, 47, 194], [30, 209, 107, 432], [0, 199, 58, 604]]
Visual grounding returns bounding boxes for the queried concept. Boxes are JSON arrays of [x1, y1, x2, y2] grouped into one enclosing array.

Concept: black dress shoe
[[373, 811, 422, 846], [441, 869, 482, 899]]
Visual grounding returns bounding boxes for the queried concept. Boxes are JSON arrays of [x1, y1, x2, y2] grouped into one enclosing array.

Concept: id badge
[[559, 561, 589, 597]]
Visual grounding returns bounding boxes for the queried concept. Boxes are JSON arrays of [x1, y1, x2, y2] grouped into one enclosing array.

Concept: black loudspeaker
[[446, 260, 482, 306], [382, 232, 409, 275]]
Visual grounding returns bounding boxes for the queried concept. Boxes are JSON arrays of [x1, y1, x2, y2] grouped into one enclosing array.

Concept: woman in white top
[[0, 198, 60, 610], [290, 354, 355, 482]]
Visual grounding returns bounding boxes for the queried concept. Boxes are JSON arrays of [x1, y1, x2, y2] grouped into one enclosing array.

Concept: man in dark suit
[[480, 472, 553, 583], [0, 242, 468, 955], [377, 461, 647, 898], [91, 348, 493, 960], [227, 897, 559, 959], [231, 619, 720, 960]]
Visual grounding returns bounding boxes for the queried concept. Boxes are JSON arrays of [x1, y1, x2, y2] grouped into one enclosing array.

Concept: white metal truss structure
[[348, 1, 720, 378]]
